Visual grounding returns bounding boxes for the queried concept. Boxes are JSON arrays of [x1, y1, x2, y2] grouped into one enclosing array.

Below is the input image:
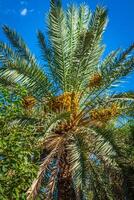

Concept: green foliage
[[0, 123, 40, 200], [0, 85, 27, 117], [0, 88, 40, 199], [95, 121, 134, 200], [112, 122, 134, 167], [117, 122, 134, 200]]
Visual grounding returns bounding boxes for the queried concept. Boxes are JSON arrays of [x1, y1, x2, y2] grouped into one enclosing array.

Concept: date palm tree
[[0, 0, 134, 199]]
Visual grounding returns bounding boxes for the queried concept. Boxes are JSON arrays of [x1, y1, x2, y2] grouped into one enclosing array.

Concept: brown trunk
[[57, 151, 77, 200]]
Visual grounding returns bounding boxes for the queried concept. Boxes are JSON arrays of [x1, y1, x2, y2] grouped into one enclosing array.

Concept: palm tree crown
[[0, 0, 134, 199]]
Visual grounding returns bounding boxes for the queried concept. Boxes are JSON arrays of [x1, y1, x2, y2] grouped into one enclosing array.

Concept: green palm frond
[[113, 91, 134, 99], [37, 30, 52, 70], [0, 65, 51, 99], [112, 92, 134, 117], [81, 44, 134, 106], [37, 30, 60, 91], [101, 49, 121, 73], [2, 25, 37, 64], [67, 134, 87, 190], [100, 43, 134, 89], [102, 93, 134, 119], [70, 6, 107, 91], [87, 161, 116, 200], [67, 128, 117, 199], [65, 4, 91, 91], [67, 127, 117, 188], [66, 5, 79, 91], [87, 128, 117, 167], [0, 75, 17, 88], [0, 26, 53, 98], [48, 0, 70, 91], [78, 4, 91, 31], [37, 111, 70, 140], [0, 51, 51, 99], [88, 6, 108, 40], [0, 41, 16, 65]]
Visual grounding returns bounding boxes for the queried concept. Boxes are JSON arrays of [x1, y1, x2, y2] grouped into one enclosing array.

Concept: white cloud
[[20, 8, 28, 16]]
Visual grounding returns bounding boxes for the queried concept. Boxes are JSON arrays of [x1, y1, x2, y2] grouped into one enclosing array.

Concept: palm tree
[[0, 0, 134, 199]]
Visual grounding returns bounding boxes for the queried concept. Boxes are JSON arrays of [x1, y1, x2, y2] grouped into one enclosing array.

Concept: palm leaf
[[27, 135, 64, 200], [2, 25, 36, 64], [48, 0, 70, 91]]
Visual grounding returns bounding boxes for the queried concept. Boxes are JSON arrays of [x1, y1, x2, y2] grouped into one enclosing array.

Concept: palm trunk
[[57, 151, 77, 200]]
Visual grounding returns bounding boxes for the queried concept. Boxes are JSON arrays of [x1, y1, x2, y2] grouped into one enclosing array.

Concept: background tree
[[0, 86, 40, 199]]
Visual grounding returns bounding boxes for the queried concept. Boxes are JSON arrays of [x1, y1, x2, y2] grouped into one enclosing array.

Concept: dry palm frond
[[46, 145, 64, 200], [38, 134, 63, 150], [27, 153, 54, 200], [46, 166, 58, 200], [27, 137, 64, 200]]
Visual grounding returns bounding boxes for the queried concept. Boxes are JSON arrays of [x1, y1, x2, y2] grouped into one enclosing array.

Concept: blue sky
[[0, 0, 134, 91]]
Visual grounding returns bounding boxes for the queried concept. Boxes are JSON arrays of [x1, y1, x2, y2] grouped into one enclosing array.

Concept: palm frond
[[2, 25, 37, 64], [87, 160, 116, 200], [46, 142, 64, 200], [66, 5, 79, 91], [70, 6, 107, 91], [37, 30, 49, 59], [79, 45, 134, 109], [46, 166, 58, 200], [100, 43, 134, 90], [0, 58, 51, 99], [78, 4, 91, 32], [0, 41, 16, 65], [100, 49, 121, 73], [113, 91, 134, 99], [67, 127, 116, 199], [27, 137, 64, 200], [48, 0, 69, 91], [37, 30, 52, 70], [0, 26, 53, 98], [38, 112, 70, 139], [0, 75, 17, 88], [37, 30, 60, 90], [67, 134, 87, 190]]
